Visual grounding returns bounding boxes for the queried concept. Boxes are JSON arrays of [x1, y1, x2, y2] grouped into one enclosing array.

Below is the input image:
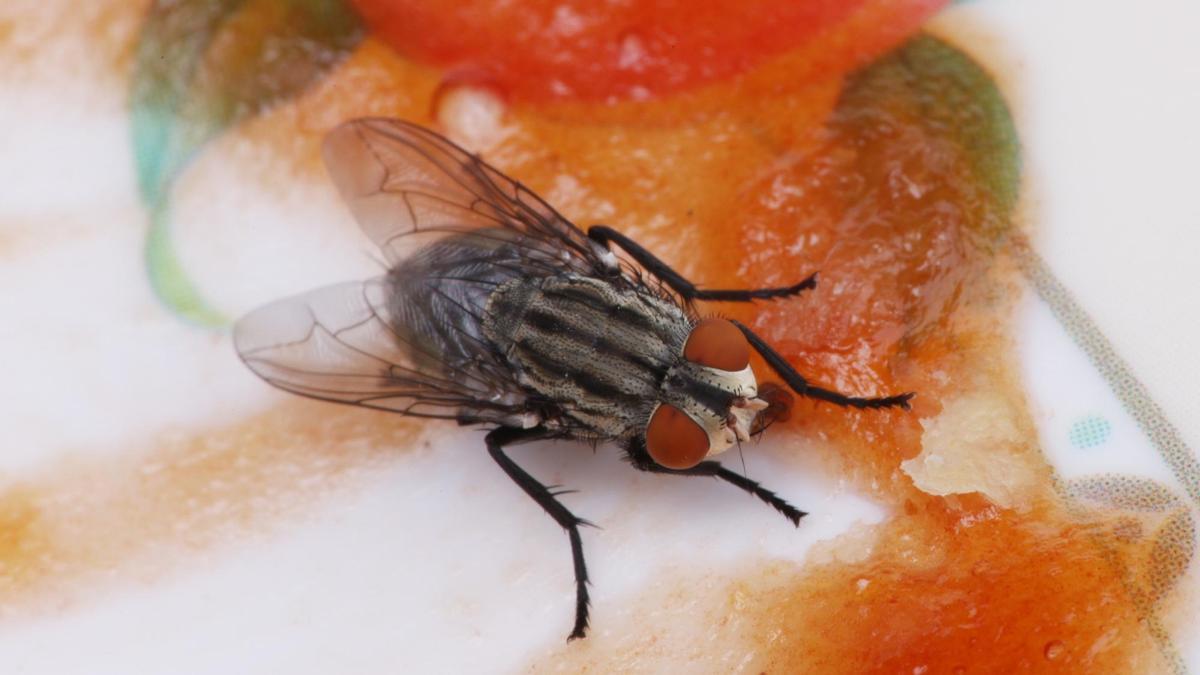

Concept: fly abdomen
[[483, 275, 691, 438]]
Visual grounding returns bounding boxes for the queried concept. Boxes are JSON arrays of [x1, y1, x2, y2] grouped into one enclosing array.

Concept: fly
[[233, 118, 913, 640]]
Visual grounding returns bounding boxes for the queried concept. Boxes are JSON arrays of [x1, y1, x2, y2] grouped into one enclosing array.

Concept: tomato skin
[[350, 0, 945, 102]]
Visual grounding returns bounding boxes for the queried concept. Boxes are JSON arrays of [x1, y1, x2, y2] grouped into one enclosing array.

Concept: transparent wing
[[233, 279, 528, 423], [322, 117, 609, 275]]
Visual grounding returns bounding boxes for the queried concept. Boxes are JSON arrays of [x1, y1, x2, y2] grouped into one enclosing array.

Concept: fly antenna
[[736, 437, 749, 481]]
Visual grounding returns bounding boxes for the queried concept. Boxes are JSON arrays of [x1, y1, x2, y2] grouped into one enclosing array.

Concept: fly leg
[[588, 225, 817, 302], [485, 426, 593, 640], [626, 442, 807, 526], [731, 319, 915, 410]]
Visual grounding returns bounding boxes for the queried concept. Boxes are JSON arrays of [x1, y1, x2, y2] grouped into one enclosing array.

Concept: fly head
[[644, 318, 771, 470]]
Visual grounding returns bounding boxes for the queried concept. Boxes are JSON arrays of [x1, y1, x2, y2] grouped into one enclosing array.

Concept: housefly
[[234, 118, 913, 640]]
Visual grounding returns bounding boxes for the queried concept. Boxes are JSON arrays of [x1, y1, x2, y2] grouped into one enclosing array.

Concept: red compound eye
[[683, 318, 750, 371], [645, 404, 709, 470]]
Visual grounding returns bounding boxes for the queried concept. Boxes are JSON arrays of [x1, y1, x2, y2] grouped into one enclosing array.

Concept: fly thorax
[[483, 274, 685, 439]]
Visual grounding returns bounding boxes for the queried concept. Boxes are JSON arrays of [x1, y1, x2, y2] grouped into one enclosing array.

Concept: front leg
[[486, 426, 593, 640], [625, 440, 806, 526], [732, 319, 915, 410], [588, 225, 817, 302]]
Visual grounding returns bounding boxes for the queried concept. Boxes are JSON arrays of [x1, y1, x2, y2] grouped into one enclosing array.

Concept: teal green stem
[[146, 200, 228, 327]]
